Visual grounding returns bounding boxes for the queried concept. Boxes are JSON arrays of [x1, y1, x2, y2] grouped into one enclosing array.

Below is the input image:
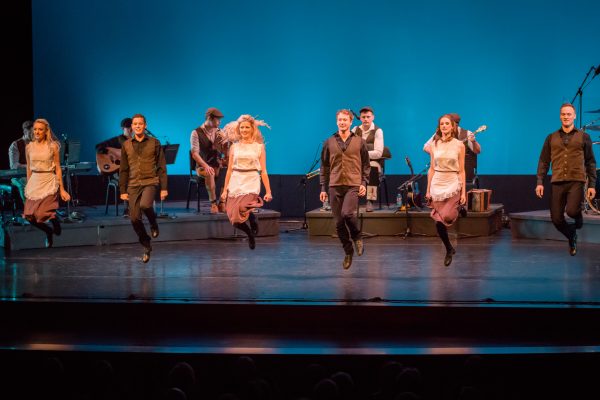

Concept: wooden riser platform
[[307, 204, 504, 237], [510, 209, 600, 244], [0, 201, 280, 251]]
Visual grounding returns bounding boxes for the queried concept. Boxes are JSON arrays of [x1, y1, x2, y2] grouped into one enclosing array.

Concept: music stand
[[157, 143, 179, 218], [60, 138, 84, 223]]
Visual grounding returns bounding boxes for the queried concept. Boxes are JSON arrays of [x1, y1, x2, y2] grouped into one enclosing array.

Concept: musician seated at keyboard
[[423, 113, 481, 186], [351, 106, 385, 212], [8, 120, 33, 206], [95, 117, 132, 215]]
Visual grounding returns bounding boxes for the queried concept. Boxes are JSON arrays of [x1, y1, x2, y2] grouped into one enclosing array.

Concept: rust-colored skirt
[[23, 191, 59, 223], [225, 193, 264, 224], [430, 191, 460, 227]]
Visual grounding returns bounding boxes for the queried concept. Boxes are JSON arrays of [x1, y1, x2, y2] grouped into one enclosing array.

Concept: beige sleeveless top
[[227, 142, 263, 197], [25, 141, 59, 200]]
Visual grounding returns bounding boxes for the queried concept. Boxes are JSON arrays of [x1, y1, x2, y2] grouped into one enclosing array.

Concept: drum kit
[[584, 108, 600, 214]]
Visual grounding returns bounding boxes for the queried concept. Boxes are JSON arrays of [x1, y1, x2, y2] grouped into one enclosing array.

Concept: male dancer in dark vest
[[536, 103, 596, 256], [8, 120, 33, 206], [320, 109, 371, 269], [351, 106, 385, 212], [190, 107, 226, 213]]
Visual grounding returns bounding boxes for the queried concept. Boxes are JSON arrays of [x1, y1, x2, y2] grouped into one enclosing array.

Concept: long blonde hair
[[33, 118, 59, 144], [222, 114, 270, 144]]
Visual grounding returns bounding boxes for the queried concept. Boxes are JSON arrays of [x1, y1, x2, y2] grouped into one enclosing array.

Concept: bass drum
[[584, 170, 600, 214]]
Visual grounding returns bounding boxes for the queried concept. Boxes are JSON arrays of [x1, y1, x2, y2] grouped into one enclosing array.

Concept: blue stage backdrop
[[32, 0, 600, 175]]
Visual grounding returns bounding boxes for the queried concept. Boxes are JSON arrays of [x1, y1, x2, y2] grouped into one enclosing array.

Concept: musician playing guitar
[[95, 117, 133, 215], [423, 113, 486, 188]]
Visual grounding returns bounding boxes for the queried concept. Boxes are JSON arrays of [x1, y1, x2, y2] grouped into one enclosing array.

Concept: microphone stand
[[571, 66, 597, 129], [394, 165, 428, 239], [285, 158, 320, 233]]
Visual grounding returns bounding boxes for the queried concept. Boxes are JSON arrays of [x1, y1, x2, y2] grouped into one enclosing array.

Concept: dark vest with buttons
[[194, 126, 220, 168], [325, 134, 363, 187], [457, 127, 477, 181], [353, 125, 380, 153], [16, 138, 27, 165], [549, 128, 586, 183]]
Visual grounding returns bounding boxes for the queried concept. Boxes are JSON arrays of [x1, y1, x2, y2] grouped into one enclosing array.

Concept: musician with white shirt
[[351, 106, 385, 212], [190, 107, 228, 214]]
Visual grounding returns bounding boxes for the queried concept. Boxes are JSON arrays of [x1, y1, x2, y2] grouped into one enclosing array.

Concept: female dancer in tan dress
[[425, 114, 466, 266], [220, 115, 273, 249], [24, 118, 71, 247]]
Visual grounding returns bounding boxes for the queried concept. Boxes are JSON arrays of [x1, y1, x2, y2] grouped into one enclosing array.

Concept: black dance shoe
[[151, 225, 159, 239], [51, 218, 62, 236], [459, 205, 467, 218], [569, 233, 577, 256], [444, 247, 456, 267], [248, 234, 256, 250], [249, 218, 259, 236], [354, 239, 364, 256], [45, 232, 53, 248], [343, 253, 353, 270]]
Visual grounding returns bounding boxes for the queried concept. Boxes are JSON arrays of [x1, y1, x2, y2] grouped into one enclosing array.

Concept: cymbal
[[585, 125, 600, 131], [585, 109, 600, 113]]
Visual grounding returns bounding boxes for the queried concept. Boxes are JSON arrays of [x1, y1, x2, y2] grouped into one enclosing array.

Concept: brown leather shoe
[[354, 239, 364, 256], [343, 253, 353, 269], [569, 233, 577, 256], [210, 203, 219, 214], [218, 201, 226, 213], [142, 246, 152, 263]]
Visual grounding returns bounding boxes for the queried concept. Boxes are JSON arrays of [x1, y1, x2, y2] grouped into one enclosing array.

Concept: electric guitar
[[96, 147, 121, 174], [461, 125, 487, 142]]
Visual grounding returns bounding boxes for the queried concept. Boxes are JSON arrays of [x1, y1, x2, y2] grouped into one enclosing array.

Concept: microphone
[[405, 156, 412, 168]]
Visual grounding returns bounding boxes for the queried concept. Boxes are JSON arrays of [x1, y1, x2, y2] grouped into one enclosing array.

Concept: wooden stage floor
[[2, 222, 600, 356]]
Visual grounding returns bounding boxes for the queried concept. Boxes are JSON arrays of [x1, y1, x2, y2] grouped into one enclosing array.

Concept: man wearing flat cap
[[351, 106, 386, 212], [190, 107, 228, 213]]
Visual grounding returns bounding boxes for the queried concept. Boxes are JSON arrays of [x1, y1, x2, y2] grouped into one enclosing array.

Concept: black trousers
[[550, 181, 584, 240], [329, 186, 361, 255], [128, 185, 158, 248]]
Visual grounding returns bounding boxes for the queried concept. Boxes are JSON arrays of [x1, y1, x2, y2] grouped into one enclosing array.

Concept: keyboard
[[0, 163, 94, 179]]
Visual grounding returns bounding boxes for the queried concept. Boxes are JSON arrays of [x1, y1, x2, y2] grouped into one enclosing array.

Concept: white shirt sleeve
[[190, 130, 200, 155], [370, 128, 384, 160], [423, 133, 435, 153]]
